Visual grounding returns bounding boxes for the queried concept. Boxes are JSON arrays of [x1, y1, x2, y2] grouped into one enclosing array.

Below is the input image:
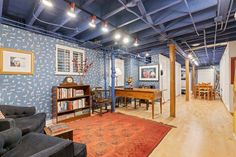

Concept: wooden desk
[[115, 88, 162, 119]]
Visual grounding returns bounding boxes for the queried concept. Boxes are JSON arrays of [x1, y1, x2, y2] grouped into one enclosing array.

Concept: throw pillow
[[0, 111, 5, 119]]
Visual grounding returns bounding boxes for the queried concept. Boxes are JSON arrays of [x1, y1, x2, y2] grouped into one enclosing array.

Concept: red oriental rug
[[67, 113, 172, 157]]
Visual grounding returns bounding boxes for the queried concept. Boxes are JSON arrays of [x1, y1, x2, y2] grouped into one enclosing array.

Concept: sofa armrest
[[0, 105, 36, 118], [0, 127, 22, 156], [0, 118, 15, 132]]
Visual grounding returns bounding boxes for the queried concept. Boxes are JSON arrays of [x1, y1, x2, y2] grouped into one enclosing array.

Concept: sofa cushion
[[14, 113, 46, 135], [30, 140, 74, 157], [2, 133, 69, 157], [0, 105, 35, 118]]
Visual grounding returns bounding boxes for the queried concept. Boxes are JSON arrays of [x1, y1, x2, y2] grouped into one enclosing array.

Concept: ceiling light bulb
[[123, 36, 130, 44], [188, 53, 193, 59], [194, 61, 199, 66], [42, 0, 53, 7], [192, 43, 200, 47], [67, 10, 76, 18], [89, 16, 96, 28], [67, 3, 76, 18], [114, 32, 121, 40], [101, 22, 109, 33], [134, 39, 139, 47], [145, 53, 149, 57]]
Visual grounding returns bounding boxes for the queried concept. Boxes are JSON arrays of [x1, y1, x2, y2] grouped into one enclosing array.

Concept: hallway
[[117, 96, 236, 157]]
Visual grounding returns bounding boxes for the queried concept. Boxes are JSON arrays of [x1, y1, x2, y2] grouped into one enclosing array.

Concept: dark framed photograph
[[139, 65, 159, 81]]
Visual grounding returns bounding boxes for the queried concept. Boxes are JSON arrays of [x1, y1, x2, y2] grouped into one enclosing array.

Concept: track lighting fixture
[[67, 2, 76, 18], [123, 36, 130, 44], [42, 0, 53, 8], [188, 53, 193, 59], [89, 16, 96, 28], [134, 38, 139, 47], [114, 32, 121, 40], [101, 21, 109, 33]]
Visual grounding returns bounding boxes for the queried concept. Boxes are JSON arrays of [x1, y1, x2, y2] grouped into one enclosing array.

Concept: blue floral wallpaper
[[0, 24, 105, 118], [124, 58, 139, 87]]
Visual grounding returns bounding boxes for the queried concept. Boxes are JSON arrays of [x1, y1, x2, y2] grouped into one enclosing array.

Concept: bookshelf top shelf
[[57, 84, 90, 88]]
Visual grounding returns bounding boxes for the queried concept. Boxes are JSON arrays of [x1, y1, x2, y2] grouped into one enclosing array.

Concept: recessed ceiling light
[[123, 36, 130, 44], [89, 16, 96, 28], [67, 3, 76, 18], [145, 53, 149, 57], [134, 38, 139, 47], [114, 32, 121, 40], [191, 43, 200, 47], [101, 21, 109, 33], [42, 0, 53, 7]]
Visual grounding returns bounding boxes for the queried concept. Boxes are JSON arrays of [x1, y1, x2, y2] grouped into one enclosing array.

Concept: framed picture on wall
[[0, 48, 34, 75], [139, 65, 159, 81]]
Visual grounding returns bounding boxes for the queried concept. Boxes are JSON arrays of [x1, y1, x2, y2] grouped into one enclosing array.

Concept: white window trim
[[55, 44, 85, 75]]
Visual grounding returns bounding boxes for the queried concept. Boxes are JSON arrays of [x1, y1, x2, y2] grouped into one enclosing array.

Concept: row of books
[[57, 88, 84, 99], [57, 99, 86, 113], [57, 109, 90, 121]]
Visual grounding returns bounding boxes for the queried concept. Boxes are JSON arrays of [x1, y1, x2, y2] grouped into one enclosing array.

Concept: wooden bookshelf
[[52, 83, 91, 123]]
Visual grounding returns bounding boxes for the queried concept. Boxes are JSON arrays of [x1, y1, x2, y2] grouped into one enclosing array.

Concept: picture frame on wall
[[0, 48, 34, 75], [139, 65, 159, 81]]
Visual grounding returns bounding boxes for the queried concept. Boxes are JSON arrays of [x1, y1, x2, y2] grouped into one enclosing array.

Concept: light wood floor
[[116, 96, 236, 157]]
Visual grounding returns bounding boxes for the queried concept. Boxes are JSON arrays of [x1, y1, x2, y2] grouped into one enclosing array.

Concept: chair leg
[[100, 105, 102, 116]]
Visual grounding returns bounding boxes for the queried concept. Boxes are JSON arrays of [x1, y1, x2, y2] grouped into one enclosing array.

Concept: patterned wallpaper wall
[[0, 24, 106, 118], [139, 54, 160, 88], [124, 58, 139, 87]]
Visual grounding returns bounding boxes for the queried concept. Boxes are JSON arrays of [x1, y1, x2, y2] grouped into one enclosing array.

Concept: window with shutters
[[55, 45, 85, 75]]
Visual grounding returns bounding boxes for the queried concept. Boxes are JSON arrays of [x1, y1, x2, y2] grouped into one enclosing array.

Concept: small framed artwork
[[0, 48, 34, 75], [139, 65, 159, 81]]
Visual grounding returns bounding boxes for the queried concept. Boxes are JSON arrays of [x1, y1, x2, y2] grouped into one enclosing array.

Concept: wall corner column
[[185, 59, 190, 101], [169, 43, 176, 117]]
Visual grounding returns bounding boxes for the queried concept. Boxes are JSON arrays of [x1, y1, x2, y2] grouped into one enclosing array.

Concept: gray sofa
[[0, 124, 87, 157], [0, 105, 46, 135]]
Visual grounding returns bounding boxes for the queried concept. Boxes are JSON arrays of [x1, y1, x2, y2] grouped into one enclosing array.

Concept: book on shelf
[[57, 88, 84, 99], [57, 98, 87, 113]]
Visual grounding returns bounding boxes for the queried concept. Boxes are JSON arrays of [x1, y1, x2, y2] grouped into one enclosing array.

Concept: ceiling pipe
[[212, 22, 218, 65], [223, 0, 234, 32], [186, 42, 227, 51], [183, 0, 200, 36], [117, 0, 167, 40], [184, 41, 201, 64], [203, 29, 210, 64]]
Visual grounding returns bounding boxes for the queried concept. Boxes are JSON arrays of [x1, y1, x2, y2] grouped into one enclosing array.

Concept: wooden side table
[[44, 123, 73, 140]]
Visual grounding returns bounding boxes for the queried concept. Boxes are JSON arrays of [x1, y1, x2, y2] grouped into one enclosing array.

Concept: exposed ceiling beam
[[26, 2, 44, 25], [73, 0, 182, 41]]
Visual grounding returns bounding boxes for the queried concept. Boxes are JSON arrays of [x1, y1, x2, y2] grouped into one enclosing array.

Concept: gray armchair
[[0, 127, 87, 157], [0, 105, 46, 135]]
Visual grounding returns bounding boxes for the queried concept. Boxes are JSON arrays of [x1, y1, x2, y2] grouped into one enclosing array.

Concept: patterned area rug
[[67, 113, 172, 157]]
